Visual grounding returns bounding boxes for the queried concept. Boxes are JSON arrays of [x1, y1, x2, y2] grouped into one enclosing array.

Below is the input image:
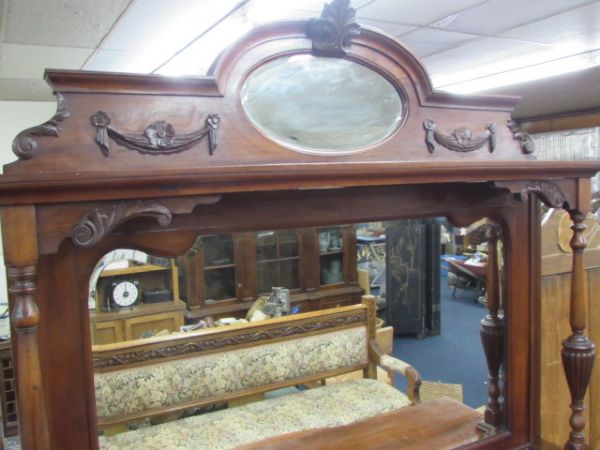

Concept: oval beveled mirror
[[241, 54, 405, 154]]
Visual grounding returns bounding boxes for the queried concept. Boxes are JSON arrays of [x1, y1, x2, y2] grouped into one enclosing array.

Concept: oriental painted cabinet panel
[[385, 220, 441, 336]]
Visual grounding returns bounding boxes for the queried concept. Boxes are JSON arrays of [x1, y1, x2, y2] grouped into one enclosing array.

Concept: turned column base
[[562, 335, 595, 450]]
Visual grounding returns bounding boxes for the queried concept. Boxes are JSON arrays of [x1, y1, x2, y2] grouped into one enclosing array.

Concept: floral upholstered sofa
[[93, 297, 421, 450]]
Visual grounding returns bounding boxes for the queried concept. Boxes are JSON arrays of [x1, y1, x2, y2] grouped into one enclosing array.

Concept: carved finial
[[307, 0, 360, 56], [12, 93, 71, 159], [507, 120, 535, 154]]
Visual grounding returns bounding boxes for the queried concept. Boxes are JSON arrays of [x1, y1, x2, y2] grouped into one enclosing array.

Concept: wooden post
[[479, 223, 505, 431], [362, 294, 378, 379], [562, 210, 595, 450], [1, 206, 49, 450]]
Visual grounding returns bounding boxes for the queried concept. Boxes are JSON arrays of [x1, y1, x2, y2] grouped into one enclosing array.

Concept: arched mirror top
[[5, 0, 600, 207]]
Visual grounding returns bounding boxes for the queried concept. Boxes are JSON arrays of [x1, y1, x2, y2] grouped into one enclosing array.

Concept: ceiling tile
[[0, 43, 93, 79], [0, 78, 53, 101], [357, 0, 487, 27], [99, 0, 239, 52], [398, 28, 479, 57], [84, 49, 160, 74], [422, 37, 542, 84], [359, 19, 416, 37], [4, 0, 130, 48], [430, 0, 595, 35], [500, 2, 600, 44]]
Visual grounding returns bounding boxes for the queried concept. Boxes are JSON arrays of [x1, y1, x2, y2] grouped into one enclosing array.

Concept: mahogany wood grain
[[1, 207, 49, 450], [562, 209, 595, 450], [480, 224, 505, 429], [0, 11, 598, 450], [237, 397, 485, 450]]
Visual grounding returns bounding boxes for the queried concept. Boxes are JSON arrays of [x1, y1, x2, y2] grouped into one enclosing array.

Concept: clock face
[[112, 281, 139, 307]]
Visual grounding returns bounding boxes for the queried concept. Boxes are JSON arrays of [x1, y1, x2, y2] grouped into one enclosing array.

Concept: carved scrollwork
[[93, 312, 366, 369], [90, 111, 220, 157], [71, 200, 172, 248], [507, 120, 535, 154], [423, 120, 496, 153], [12, 93, 71, 160], [307, 0, 360, 56], [525, 181, 567, 208]]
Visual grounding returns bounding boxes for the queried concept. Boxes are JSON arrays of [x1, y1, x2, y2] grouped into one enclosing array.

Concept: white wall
[[0, 101, 56, 323]]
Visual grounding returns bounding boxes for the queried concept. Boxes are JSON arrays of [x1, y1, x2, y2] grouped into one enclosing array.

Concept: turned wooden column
[[562, 210, 595, 450], [1, 206, 49, 450], [479, 223, 505, 430]]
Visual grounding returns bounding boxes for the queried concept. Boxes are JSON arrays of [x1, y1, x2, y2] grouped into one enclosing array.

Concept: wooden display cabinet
[[89, 260, 185, 345], [177, 226, 362, 320]]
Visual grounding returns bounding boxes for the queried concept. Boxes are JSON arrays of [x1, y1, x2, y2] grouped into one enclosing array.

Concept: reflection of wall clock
[[110, 280, 139, 309]]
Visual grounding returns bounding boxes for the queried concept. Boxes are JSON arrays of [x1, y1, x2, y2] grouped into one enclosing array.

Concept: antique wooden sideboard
[[0, 1, 598, 449]]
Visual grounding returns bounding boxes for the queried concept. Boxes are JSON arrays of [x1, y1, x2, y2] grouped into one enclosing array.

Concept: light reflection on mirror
[[241, 54, 405, 154]]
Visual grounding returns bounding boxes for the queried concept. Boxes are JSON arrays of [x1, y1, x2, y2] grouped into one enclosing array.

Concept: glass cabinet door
[[318, 227, 346, 285], [256, 230, 300, 294], [202, 235, 236, 302]]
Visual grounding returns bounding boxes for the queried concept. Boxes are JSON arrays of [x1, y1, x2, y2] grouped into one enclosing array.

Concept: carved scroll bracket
[[524, 181, 568, 209], [424, 120, 496, 154], [71, 200, 173, 248], [90, 111, 220, 157], [12, 93, 70, 160], [507, 120, 535, 154], [307, 0, 360, 56]]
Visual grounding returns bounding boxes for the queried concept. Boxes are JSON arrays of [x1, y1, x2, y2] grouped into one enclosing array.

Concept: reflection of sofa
[[93, 297, 421, 450]]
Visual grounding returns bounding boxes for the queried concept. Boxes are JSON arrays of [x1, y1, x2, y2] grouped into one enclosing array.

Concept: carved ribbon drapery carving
[[12, 93, 70, 160], [507, 120, 535, 154], [307, 0, 360, 56], [94, 311, 366, 369], [423, 120, 496, 153], [71, 200, 173, 248], [90, 111, 220, 157]]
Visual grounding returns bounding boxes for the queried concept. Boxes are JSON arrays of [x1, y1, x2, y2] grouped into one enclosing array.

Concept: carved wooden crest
[[90, 111, 220, 157], [307, 0, 360, 56]]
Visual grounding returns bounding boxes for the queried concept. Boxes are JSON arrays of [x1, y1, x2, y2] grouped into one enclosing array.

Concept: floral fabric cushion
[[98, 378, 411, 450], [95, 326, 367, 420]]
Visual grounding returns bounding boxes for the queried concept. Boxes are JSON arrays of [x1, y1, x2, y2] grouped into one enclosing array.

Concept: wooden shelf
[[90, 299, 186, 322], [239, 398, 486, 450], [319, 250, 344, 256], [99, 264, 170, 278]]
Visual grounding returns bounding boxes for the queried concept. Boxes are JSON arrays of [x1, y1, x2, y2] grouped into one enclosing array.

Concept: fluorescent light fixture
[[436, 49, 600, 94]]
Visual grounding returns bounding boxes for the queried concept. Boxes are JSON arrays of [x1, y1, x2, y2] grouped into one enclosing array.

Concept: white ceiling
[[1, 0, 599, 119]]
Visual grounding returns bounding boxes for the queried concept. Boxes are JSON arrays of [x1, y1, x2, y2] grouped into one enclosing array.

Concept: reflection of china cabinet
[[178, 226, 361, 320], [89, 260, 185, 345]]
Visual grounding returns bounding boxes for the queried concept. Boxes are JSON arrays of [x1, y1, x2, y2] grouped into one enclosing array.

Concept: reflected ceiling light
[[437, 49, 600, 94]]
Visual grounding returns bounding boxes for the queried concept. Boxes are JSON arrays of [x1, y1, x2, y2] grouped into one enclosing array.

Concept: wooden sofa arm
[[369, 339, 421, 404], [379, 355, 422, 404]]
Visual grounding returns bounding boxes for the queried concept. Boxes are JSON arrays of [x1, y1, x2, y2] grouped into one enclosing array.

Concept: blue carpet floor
[[391, 274, 488, 408]]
